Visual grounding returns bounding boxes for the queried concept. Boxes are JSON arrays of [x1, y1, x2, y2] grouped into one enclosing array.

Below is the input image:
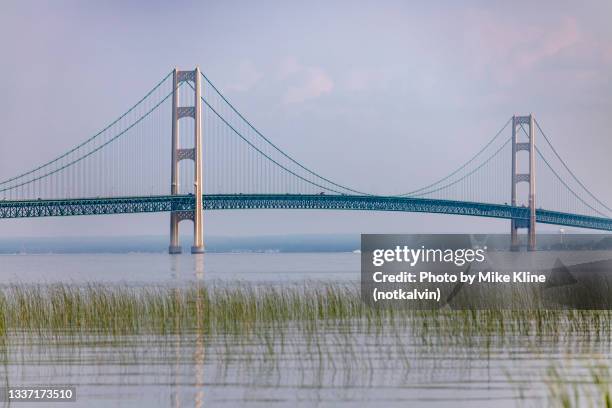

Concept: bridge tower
[[510, 114, 536, 251], [169, 67, 204, 254]]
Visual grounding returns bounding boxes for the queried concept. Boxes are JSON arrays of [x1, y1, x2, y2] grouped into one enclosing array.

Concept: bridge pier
[[169, 213, 181, 254], [510, 114, 536, 251], [169, 67, 204, 254]]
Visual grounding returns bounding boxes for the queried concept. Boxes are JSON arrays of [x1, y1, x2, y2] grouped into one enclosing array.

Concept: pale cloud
[[279, 57, 334, 104], [227, 60, 262, 92], [461, 12, 581, 83], [517, 17, 580, 69], [450, 10, 612, 88]]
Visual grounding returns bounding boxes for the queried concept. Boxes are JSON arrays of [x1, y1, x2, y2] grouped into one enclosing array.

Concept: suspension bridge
[[1, 67, 611, 253]]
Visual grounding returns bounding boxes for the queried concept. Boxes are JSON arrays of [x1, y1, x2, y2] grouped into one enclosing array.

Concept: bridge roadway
[[0, 194, 611, 231]]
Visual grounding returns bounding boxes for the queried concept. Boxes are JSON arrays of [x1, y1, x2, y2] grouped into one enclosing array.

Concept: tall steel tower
[[169, 67, 204, 254], [510, 114, 536, 251]]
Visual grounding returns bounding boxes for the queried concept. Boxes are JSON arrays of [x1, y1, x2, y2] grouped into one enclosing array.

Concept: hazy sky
[[1, 1, 611, 238]]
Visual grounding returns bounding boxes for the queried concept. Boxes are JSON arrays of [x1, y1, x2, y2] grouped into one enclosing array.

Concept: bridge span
[[1, 67, 611, 252], [2, 194, 611, 231]]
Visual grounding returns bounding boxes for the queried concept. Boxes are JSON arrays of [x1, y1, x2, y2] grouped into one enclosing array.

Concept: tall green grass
[[0, 283, 369, 336], [0, 283, 610, 343]]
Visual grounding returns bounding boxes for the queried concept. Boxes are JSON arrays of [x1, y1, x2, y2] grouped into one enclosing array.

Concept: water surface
[[1, 252, 609, 407]]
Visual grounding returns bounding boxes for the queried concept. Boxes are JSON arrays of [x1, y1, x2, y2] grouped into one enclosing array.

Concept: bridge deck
[[0, 194, 611, 231]]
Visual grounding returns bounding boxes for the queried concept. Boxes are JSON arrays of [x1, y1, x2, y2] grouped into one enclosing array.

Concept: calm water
[[0, 252, 359, 285], [1, 252, 610, 407]]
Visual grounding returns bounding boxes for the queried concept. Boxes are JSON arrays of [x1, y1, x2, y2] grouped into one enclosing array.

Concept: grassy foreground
[[0, 283, 610, 341], [0, 283, 610, 407], [0, 283, 368, 336]]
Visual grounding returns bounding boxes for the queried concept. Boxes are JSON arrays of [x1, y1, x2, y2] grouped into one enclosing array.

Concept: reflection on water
[[0, 252, 610, 407], [194, 254, 204, 408], [3, 325, 610, 407]]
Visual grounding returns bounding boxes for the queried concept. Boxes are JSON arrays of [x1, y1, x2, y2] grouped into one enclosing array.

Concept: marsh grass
[[0, 283, 372, 337], [0, 283, 610, 340], [0, 283, 610, 404]]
